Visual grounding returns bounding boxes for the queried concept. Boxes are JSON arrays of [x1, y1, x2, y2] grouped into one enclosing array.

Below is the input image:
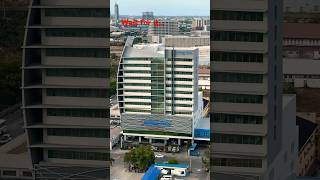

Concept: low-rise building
[[296, 117, 319, 176], [283, 58, 320, 88]]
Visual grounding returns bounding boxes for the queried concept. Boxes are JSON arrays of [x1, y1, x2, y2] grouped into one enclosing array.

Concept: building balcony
[[213, 102, 267, 116], [212, 0, 267, 11], [44, 135, 107, 147], [213, 82, 267, 95], [44, 76, 107, 87], [213, 20, 267, 33], [41, 17, 106, 27], [212, 61, 268, 74], [212, 122, 267, 136], [212, 41, 267, 53], [40, 0, 108, 6], [213, 143, 267, 157], [43, 56, 107, 67], [43, 96, 107, 107], [42, 36, 107, 47]]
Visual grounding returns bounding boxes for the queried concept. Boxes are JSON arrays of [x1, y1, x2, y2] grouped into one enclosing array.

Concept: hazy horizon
[[110, 0, 210, 16]]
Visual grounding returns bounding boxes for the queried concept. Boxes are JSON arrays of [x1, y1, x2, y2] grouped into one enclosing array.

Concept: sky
[[110, 0, 210, 16]]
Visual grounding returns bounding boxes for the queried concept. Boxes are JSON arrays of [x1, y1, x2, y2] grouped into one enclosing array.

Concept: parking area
[[111, 146, 209, 180]]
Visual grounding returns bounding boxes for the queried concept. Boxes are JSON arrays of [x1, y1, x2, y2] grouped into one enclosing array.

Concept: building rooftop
[[283, 58, 320, 75], [0, 134, 32, 169], [297, 116, 317, 151], [284, 23, 320, 39], [296, 88, 320, 112], [196, 117, 210, 130], [123, 43, 164, 58]]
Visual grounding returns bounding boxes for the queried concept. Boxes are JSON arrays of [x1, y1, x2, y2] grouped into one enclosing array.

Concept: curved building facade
[[22, 0, 109, 179]]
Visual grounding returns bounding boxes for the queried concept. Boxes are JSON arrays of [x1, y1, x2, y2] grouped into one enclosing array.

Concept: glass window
[[213, 31, 263, 42], [213, 10, 263, 21], [214, 93, 263, 104]]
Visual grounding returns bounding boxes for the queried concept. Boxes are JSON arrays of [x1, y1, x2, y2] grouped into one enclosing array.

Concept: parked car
[[160, 175, 172, 180], [155, 153, 164, 158]]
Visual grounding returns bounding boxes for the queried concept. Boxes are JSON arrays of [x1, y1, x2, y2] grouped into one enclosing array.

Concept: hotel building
[[22, 0, 109, 179], [212, 0, 298, 179], [117, 37, 204, 148]]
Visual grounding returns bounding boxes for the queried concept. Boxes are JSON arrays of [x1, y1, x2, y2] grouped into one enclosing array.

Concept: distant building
[[284, 59, 320, 88], [115, 3, 119, 25], [284, 0, 320, 13], [142, 12, 154, 20], [199, 67, 210, 90], [191, 18, 209, 30], [162, 36, 210, 47], [283, 23, 320, 59], [148, 20, 179, 36]]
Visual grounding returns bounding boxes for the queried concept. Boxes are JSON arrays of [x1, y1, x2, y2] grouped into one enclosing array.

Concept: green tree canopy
[[124, 145, 155, 172]]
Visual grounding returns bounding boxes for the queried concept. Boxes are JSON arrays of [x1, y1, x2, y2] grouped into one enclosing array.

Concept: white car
[[160, 175, 172, 180], [154, 153, 164, 158]]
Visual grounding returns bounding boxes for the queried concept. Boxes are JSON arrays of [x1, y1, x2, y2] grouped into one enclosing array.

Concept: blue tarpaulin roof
[[141, 165, 161, 180]]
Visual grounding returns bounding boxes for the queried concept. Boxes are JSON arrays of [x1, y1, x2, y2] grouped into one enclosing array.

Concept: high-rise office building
[[142, 12, 154, 20], [212, 0, 297, 179], [22, 0, 109, 179], [115, 3, 119, 25], [148, 20, 179, 36], [117, 37, 203, 149]]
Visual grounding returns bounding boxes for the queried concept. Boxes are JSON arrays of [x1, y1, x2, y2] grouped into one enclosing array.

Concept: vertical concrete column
[[149, 138, 152, 143], [124, 135, 127, 141], [178, 139, 181, 145], [139, 136, 142, 143], [164, 139, 167, 145]]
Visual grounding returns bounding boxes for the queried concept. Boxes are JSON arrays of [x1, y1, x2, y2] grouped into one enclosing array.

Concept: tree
[[124, 145, 155, 172], [202, 150, 210, 172], [168, 159, 179, 164]]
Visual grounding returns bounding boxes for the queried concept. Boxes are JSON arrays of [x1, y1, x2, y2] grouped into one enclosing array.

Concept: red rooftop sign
[[121, 19, 159, 27]]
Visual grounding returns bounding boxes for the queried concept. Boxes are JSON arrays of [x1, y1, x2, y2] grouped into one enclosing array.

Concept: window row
[[166, 97, 193, 101], [213, 113, 263, 124], [167, 77, 193, 81], [166, 84, 193, 88], [47, 108, 106, 118], [47, 89, 107, 98], [213, 51, 263, 63], [213, 31, 264, 42], [45, 8, 108, 17], [46, 69, 107, 78], [47, 128, 107, 138], [46, 48, 107, 58], [213, 10, 264, 21], [213, 133, 263, 145], [213, 72, 263, 83], [48, 150, 108, 161], [214, 93, 263, 104], [212, 158, 262, 168]]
